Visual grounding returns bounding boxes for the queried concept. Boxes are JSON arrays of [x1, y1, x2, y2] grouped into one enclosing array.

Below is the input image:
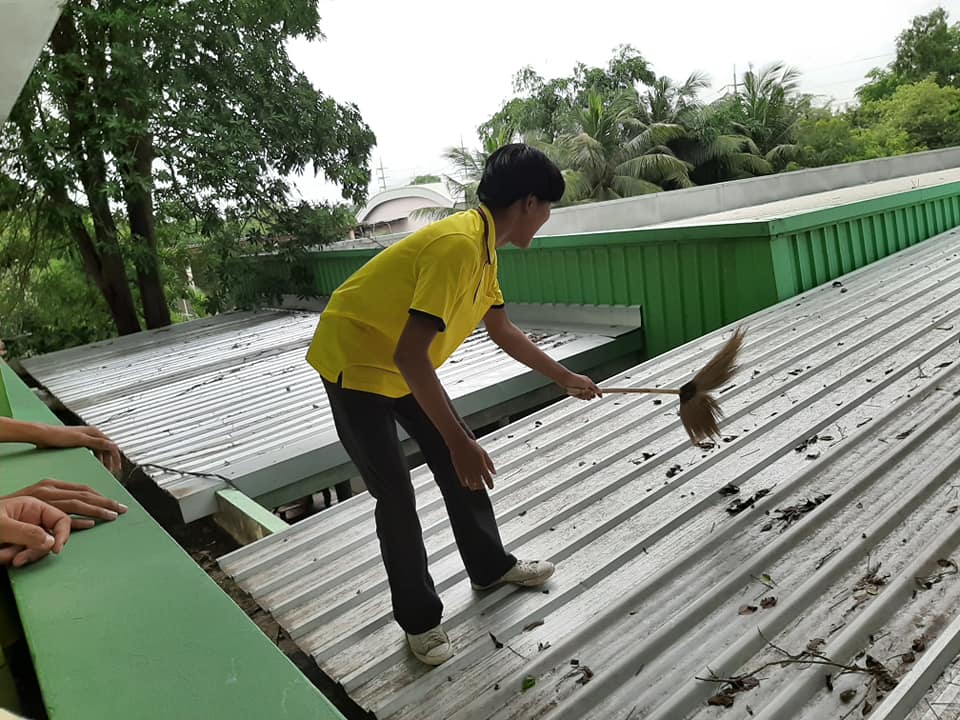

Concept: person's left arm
[[483, 306, 601, 400]]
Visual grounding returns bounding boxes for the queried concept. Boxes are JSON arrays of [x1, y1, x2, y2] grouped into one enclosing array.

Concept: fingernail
[[105, 510, 118, 520], [118, 504, 128, 513]]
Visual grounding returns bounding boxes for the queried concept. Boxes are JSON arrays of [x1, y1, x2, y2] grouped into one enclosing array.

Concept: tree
[[666, 100, 772, 184], [892, 7, 960, 86], [551, 91, 692, 203], [858, 79, 960, 151], [479, 45, 654, 144], [409, 174, 442, 185], [795, 110, 862, 167], [635, 72, 710, 126], [729, 63, 804, 170], [1, 0, 375, 336], [858, 7, 960, 101]]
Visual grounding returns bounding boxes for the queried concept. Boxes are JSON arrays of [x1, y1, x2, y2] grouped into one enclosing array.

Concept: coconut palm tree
[[731, 62, 805, 171], [668, 100, 774, 184], [410, 128, 516, 221], [636, 71, 711, 125], [550, 91, 693, 203]]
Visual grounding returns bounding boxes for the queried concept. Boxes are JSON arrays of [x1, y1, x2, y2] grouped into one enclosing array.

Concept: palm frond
[[410, 206, 460, 222], [612, 175, 663, 197], [617, 152, 692, 183]]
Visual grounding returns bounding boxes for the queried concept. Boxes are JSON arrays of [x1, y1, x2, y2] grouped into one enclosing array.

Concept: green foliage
[[858, 7, 960, 102], [409, 174, 442, 185], [796, 113, 863, 167], [1, 0, 375, 339], [478, 45, 653, 144], [859, 79, 960, 151], [191, 202, 357, 313], [549, 91, 692, 203], [0, 256, 116, 358]]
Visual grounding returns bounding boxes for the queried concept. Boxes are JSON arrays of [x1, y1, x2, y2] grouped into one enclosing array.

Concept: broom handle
[[567, 386, 681, 396]]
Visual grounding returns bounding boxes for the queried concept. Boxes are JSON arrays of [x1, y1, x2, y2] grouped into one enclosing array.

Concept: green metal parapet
[[0, 363, 344, 720]]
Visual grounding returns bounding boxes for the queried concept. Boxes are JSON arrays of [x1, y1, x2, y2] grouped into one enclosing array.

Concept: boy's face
[[511, 197, 552, 249]]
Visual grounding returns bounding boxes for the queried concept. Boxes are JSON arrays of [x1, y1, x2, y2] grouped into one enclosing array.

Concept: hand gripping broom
[[573, 327, 747, 445]]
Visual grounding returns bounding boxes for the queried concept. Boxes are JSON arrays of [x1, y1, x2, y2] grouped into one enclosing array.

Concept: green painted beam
[[0, 363, 344, 720], [215, 488, 289, 545]]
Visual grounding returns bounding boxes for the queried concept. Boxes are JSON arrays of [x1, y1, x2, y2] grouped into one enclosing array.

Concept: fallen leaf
[[522, 676, 536, 692], [840, 689, 857, 703], [901, 651, 916, 664], [537, 641, 550, 652], [949, 506, 959, 514], [489, 632, 503, 650], [666, 464, 683, 478], [718, 484, 740, 497], [707, 693, 735, 707], [523, 620, 544, 632], [739, 605, 758, 615], [807, 638, 826, 653], [760, 596, 778, 609], [912, 638, 926, 653]]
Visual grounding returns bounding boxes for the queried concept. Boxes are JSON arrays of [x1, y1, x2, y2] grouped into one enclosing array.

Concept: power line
[[798, 52, 895, 75]]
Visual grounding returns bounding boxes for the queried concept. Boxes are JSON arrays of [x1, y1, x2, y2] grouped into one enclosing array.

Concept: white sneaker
[[407, 625, 453, 666], [471, 560, 555, 590]]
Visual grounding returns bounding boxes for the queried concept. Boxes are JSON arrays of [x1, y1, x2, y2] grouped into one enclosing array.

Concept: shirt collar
[[477, 205, 496, 264]]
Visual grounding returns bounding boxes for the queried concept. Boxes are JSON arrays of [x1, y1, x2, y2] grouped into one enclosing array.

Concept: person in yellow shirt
[[306, 144, 601, 666]]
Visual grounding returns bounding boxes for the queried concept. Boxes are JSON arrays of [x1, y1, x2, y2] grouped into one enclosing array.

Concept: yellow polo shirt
[[306, 206, 504, 398]]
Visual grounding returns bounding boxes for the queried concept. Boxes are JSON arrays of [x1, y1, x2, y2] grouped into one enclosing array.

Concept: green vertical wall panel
[[302, 181, 960, 357]]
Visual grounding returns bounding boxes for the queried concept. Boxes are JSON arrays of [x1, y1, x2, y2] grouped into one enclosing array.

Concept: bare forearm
[[396, 353, 470, 445], [495, 327, 572, 384], [0, 418, 52, 446]]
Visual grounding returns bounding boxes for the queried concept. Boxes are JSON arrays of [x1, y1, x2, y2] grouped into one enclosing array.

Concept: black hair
[[476, 143, 565, 210]]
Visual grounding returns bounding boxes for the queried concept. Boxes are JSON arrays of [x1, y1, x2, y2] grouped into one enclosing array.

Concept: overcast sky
[[287, 0, 959, 204]]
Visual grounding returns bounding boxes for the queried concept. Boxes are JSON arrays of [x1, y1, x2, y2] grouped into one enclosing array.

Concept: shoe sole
[[471, 567, 555, 591]]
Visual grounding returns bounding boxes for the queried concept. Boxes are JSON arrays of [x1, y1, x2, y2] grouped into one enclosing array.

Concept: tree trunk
[[122, 132, 171, 328], [47, 12, 142, 335]]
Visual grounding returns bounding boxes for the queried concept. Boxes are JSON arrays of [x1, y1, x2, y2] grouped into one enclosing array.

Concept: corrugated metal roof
[[220, 227, 960, 720], [22, 309, 633, 521]]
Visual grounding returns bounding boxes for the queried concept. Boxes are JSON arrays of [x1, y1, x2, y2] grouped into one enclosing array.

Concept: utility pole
[[733, 64, 738, 97], [376, 158, 387, 192]]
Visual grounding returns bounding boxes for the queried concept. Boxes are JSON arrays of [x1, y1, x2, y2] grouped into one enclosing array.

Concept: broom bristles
[[679, 326, 747, 444], [679, 393, 723, 445], [691, 326, 746, 393]]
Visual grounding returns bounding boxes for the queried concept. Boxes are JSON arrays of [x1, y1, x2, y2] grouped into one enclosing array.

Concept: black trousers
[[323, 378, 516, 634]]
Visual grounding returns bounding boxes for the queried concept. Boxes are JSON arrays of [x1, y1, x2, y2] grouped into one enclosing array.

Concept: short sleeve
[[409, 235, 477, 332], [490, 273, 505, 308]]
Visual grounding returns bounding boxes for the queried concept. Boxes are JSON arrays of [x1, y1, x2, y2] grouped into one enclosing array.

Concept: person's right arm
[[394, 315, 496, 490]]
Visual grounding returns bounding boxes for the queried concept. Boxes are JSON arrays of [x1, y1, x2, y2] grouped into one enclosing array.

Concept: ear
[[523, 195, 537, 212]]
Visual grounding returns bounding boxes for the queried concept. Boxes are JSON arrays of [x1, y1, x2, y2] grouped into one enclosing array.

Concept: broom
[[568, 327, 747, 444]]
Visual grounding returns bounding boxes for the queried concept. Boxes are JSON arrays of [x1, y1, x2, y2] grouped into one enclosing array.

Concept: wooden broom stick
[[567, 326, 747, 444]]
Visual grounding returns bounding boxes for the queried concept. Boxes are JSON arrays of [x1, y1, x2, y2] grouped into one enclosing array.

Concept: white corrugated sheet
[[220, 227, 960, 720], [22, 310, 628, 521]]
